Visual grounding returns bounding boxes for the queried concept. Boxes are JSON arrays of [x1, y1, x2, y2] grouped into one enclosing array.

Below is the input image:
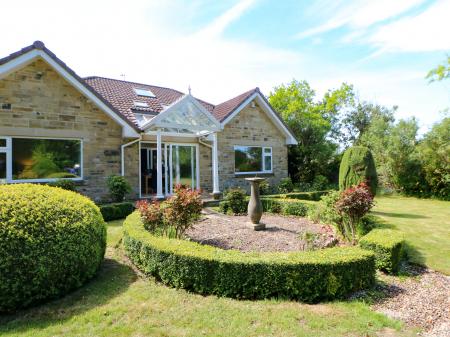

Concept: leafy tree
[[426, 56, 450, 82], [417, 118, 450, 199], [269, 80, 354, 185]]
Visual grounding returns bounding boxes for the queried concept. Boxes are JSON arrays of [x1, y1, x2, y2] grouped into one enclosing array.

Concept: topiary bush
[[360, 229, 404, 274], [0, 184, 106, 312], [99, 201, 135, 221], [339, 146, 378, 195], [123, 211, 376, 302]]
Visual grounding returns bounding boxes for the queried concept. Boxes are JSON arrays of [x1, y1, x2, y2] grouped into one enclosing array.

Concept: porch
[[121, 94, 222, 199]]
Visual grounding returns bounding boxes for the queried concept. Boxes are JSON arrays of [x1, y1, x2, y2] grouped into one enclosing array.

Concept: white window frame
[[0, 136, 83, 183], [0, 137, 9, 183], [234, 145, 273, 175]]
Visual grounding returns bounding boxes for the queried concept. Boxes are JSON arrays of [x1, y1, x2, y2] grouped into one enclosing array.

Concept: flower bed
[[123, 211, 375, 302]]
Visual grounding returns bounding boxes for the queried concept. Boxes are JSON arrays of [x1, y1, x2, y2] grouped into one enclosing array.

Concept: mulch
[[185, 209, 338, 252]]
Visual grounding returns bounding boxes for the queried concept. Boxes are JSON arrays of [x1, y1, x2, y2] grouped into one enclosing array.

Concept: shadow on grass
[[0, 256, 136, 334], [371, 211, 428, 219]]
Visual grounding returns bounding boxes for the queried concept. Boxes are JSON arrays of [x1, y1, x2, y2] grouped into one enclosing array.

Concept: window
[[134, 88, 156, 98], [0, 137, 83, 182], [12, 138, 82, 180], [234, 146, 272, 174], [133, 101, 149, 108]]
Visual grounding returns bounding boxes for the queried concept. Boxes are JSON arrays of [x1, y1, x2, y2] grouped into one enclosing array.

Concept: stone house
[[0, 41, 297, 201]]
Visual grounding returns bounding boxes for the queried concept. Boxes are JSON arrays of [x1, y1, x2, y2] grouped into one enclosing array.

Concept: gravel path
[[186, 210, 338, 252], [372, 265, 450, 337]]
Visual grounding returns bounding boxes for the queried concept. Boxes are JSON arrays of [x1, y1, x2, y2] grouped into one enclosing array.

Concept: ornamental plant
[[136, 200, 163, 233], [106, 175, 131, 202], [335, 182, 374, 244], [164, 184, 202, 238]]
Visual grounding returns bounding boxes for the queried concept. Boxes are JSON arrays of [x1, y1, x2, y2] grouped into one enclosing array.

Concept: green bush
[[106, 175, 132, 202], [47, 179, 77, 192], [265, 191, 329, 201], [100, 202, 135, 221], [307, 191, 342, 226], [259, 179, 271, 195], [223, 188, 247, 214], [281, 202, 309, 216], [261, 198, 283, 213], [0, 184, 106, 312], [123, 212, 375, 302], [339, 146, 378, 195], [218, 200, 230, 214], [359, 229, 404, 274], [277, 177, 294, 193]]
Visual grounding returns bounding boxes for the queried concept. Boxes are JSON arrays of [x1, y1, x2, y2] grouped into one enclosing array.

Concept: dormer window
[[134, 88, 156, 98], [134, 101, 149, 108]]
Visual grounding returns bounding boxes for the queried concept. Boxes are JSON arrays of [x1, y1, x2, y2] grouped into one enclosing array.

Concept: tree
[[426, 56, 450, 82], [417, 118, 450, 199], [269, 80, 355, 185], [339, 146, 378, 195]]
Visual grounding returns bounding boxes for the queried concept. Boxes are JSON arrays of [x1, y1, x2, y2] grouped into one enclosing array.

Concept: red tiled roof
[[0, 41, 282, 133], [212, 88, 259, 122]]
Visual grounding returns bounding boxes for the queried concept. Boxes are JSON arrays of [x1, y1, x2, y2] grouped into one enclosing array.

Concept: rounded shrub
[[339, 146, 378, 195], [123, 212, 375, 302], [0, 184, 107, 312]]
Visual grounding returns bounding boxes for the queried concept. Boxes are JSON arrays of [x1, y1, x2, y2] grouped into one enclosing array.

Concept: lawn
[[0, 219, 416, 337], [373, 195, 450, 275]]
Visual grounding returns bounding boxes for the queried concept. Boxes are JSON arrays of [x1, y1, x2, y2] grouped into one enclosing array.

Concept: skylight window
[[134, 88, 156, 98], [134, 101, 149, 108]]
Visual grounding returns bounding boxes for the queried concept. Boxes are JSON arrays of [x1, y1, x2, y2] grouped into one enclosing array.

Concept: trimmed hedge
[[123, 212, 375, 302], [0, 184, 106, 312], [359, 229, 404, 274], [100, 202, 135, 221], [264, 191, 329, 201]]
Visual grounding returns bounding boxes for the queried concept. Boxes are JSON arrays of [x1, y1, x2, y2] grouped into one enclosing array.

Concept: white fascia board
[[220, 92, 298, 145], [0, 49, 40, 80], [0, 49, 139, 138]]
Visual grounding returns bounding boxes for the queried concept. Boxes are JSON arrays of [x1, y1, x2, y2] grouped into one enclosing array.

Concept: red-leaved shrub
[[136, 185, 202, 239], [136, 199, 163, 232], [335, 182, 374, 244], [164, 184, 202, 238]]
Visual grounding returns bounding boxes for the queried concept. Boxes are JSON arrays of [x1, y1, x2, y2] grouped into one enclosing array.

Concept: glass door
[[167, 144, 197, 194]]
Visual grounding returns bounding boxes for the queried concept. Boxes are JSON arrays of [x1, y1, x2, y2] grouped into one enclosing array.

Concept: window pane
[[0, 153, 6, 180], [12, 138, 81, 180], [235, 146, 262, 172], [264, 155, 272, 171], [0, 139, 6, 147], [264, 147, 271, 154]]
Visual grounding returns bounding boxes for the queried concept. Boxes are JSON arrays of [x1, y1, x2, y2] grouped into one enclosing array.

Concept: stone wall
[[0, 59, 127, 201], [199, 143, 212, 193], [217, 101, 288, 193]]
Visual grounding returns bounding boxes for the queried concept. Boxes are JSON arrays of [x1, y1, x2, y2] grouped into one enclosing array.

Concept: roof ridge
[[84, 76, 185, 95]]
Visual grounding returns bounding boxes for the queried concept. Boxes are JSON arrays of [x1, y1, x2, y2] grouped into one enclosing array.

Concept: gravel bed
[[185, 210, 338, 252], [372, 265, 450, 337]]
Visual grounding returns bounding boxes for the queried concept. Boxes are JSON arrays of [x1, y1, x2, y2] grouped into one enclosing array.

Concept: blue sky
[[1, 0, 449, 133]]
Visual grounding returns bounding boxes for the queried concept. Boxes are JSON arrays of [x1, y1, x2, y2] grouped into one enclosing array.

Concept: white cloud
[[367, 0, 450, 53], [296, 0, 426, 39]]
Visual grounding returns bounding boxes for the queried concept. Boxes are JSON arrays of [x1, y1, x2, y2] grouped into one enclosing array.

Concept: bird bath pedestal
[[245, 177, 266, 230]]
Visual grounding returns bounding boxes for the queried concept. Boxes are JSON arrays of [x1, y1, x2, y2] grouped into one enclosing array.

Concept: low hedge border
[[99, 202, 135, 221], [359, 229, 404, 274], [123, 211, 376, 302], [264, 191, 329, 201], [219, 198, 316, 217]]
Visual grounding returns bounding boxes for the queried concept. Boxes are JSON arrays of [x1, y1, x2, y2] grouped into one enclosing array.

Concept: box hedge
[[123, 212, 375, 302], [264, 191, 329, 201], [0, 184, 106, 312], [100, 202, 135, 221], [359, 229, 404, 274]]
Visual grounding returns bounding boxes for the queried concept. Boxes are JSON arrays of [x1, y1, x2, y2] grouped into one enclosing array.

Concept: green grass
[[0, 219, 416, 337], [373, 195, 450, 275]]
